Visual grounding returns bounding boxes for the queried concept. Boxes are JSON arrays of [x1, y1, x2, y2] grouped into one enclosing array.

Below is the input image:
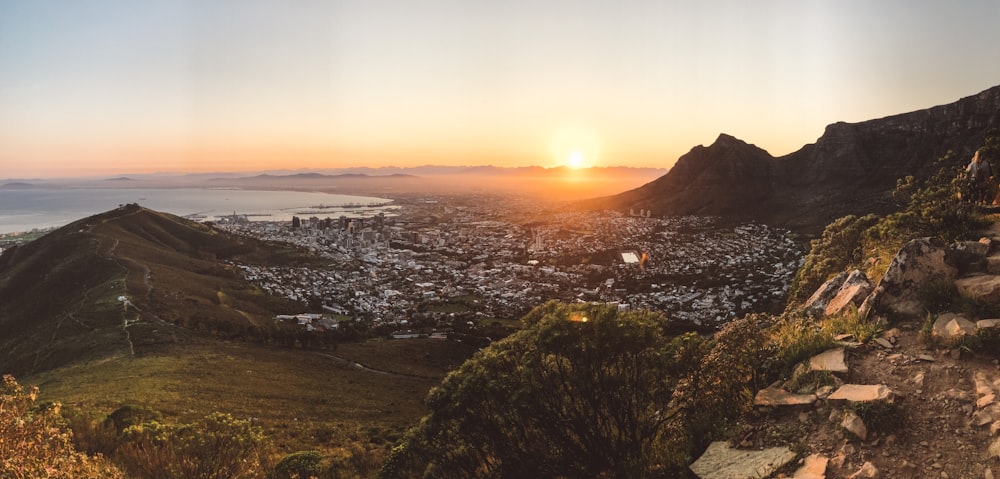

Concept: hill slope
[[588, 84, 1000, 232], [0, 204, 307, 375]]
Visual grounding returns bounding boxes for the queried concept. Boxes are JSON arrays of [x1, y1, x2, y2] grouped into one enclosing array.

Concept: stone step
[[689, 442, 796, 479], [754, 387, 816, 407], [956, 274, 1000, 303], [827, 384, 894, 404]]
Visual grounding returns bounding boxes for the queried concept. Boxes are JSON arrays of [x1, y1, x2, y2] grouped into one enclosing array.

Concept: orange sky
[[2, 1, 999, 178]]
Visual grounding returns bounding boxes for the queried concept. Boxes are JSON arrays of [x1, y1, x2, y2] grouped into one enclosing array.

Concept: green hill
[[0, 205, 477, 468], [0, 204, 305, 375]]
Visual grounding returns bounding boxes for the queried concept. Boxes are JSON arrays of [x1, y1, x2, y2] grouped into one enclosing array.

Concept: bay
[[0, 188, 395, 234]]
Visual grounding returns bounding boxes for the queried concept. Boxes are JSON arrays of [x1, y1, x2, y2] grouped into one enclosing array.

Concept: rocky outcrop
[[802, 271, 848, 317], [588, 84, 1000, 233], [823, 271, 873, 317], [861, 238, 957, 320]]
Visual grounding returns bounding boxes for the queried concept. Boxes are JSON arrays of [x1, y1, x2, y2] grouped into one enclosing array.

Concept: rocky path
[[691, 220, 1000, 479]]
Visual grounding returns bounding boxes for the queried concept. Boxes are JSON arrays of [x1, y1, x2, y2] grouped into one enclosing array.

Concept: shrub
[[273, 450, 324, 479], [766, 314, 836, 377], [116, 412, 272, 479], [0, 375, 123, 479], [821, 305, 883, 344], [789, 214, 880, 304]]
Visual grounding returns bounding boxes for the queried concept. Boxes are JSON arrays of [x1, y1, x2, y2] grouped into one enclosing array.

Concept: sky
[[1, 0, 999, 178]]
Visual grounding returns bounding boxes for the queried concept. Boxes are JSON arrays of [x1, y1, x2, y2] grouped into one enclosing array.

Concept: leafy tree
[[0, 375, 123, 479], [381, 302, 769, 479]]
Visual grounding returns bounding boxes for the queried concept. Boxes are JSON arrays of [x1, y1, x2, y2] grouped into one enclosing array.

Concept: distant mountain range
[[587, 84, 1000, 233]]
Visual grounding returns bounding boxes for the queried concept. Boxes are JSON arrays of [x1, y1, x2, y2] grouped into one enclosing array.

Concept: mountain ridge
[[587, 84, 1000, 232]]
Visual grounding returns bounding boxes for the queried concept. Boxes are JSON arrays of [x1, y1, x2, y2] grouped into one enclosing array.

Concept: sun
[[549, 125, 601, 169]]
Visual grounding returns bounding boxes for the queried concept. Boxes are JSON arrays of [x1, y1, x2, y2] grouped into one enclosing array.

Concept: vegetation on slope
[[788, 147, 992, 304]]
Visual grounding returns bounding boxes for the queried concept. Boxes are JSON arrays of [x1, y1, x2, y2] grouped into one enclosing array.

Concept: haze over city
[[2, 0, 999, 178]]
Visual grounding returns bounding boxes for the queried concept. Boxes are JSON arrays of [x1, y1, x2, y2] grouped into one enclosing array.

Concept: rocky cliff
[[587, 85, 1000, 233]]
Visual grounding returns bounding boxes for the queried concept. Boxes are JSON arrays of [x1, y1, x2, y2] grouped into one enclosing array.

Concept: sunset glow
[[1, 1, 998, 178]]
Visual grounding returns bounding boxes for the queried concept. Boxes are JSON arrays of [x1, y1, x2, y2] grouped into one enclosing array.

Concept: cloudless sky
[[1, 0, 998, 178]]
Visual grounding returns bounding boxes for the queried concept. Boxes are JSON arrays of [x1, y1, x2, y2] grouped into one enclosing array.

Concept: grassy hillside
[[29, 338, 475, 465], [0, 204, 316, 375], [0, 205, 483, 472]]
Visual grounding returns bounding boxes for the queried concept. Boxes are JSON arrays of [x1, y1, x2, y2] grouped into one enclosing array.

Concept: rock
[[841, 411, 868, 440], [793, 454, 828, 479], [874, 337, 894, 349], [987, 467, 995, 479], [980, 393, 997, 408], [948, 240, 990, 274], [917, 354, 936, 362], [912, 371, 925, 387], [932, 313, 977, 340], [816, 385, 835, 399], [956, 274, 1000, 303], [990, 421, 1000, 436], [688, 441, 796, 479], [862, 238, 958, 320], [986, 255, 1000, 275], [976, 372, 993, 396], [978, 319, 1000, 330], [973, 404, 1000, 426], [803, 271, 848, 317], [824, 270, 873, 317], [990, 437, 1000, 459], [828, 384, 894, 404], [754, 387, 817, 406], [809, 348, 849, 375], [847, 461, 878, 479]]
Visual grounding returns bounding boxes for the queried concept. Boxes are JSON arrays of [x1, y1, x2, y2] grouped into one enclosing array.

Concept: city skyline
[[2, 0, 999, 178]]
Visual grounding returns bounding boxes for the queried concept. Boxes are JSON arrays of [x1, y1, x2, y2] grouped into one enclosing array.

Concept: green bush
[[273, 451, 323, 479]]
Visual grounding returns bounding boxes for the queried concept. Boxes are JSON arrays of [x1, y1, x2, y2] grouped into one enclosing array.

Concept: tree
[[0, 375, 123, 479], [381, 302, 769, 479]]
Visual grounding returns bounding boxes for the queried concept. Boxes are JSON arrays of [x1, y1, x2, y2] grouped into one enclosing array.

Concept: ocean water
[[0, 188, 395, 234]]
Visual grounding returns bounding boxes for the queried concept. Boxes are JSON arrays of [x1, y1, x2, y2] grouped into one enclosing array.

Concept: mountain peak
[[589, 83, 1000, 232]]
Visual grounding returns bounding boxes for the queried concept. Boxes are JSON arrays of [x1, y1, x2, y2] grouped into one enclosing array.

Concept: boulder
[[861, 238, 958, 320], [689, 441, 796, 479], [803, 271, 848, 317], [828, 384, 894, 404], [955, 274, 1000, 303], [808, 348, 849, 375], [824, 270, 873, 317]]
